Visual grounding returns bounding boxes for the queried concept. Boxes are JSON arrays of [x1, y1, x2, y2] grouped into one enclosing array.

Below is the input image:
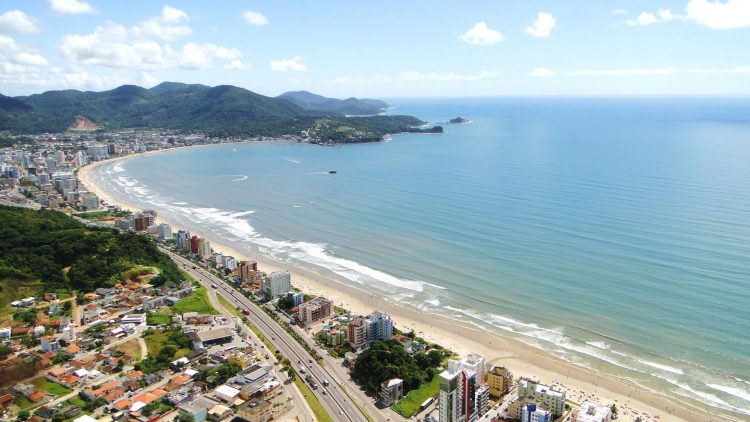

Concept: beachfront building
[[460, 353, 487, 384], [261, 271, 291, 300], [175, 230, 191, 251], [366, 311, 394, 342], [298, 297, 332, 325], [198, 239, 212, 259], [575, 402, 612, 422], [347, 317, 368, 349], [488, 366, 513, 398], [133, 212, 155, 232], [439, 363, 464, 422], [222, 256, 237, 270], [157, 223, 172, 240], [516, 379, 566, 417], [284, 291, 303, 307], [87, 144, 109, 160], [190, 236, 200, 255], [81, 191, 99, 210], [521, 403, 552, 422], [347, 311, 394, 349], [476, 384, 489, 417], [379, 378, 404, 407], [238, 260, 259, 286]]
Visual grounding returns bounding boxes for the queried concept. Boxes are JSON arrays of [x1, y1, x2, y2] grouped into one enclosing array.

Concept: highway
[[163, 249, 372, 422]]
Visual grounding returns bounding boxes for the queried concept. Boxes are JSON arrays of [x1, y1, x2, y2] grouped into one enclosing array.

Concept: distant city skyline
[[1, 0, 749, 97]]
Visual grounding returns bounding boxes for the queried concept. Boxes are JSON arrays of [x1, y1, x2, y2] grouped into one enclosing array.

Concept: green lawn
[[294, 377, 334, 422], [31, 377, 72, 396], [143, 330, 190, 358], [66, 396, 88, 409], [171, 287, 219, 315], [17, 396, 34, 410], [391, 375, 440, 418], [217, 295, 241, 317]]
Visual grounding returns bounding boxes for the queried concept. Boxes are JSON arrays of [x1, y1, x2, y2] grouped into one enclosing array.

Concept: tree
[[611, 404, 618, 419], [17, 410, 30, 421], [178, 414, 195, 422], [0, 344, 11, 360], [351, 340, 426, 394]]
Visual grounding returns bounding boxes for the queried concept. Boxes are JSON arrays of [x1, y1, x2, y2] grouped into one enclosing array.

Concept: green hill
[[278, 90, 388, 115], [0, 206, 186, 305], [0, 82, 432, 142]]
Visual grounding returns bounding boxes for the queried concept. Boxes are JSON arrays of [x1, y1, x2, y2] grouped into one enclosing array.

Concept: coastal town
[[0, 132, 672, 422]]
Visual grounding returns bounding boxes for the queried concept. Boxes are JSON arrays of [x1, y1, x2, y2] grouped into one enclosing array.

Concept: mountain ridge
[[0, 82, 440, 143]]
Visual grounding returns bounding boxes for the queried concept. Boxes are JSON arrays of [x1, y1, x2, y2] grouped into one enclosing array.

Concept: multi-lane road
[[163, 249, 374, 422]]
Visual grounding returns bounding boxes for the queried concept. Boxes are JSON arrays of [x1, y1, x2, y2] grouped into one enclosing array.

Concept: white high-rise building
[[460, 353, 487, 384], [262, 271, 291, 299], [439, 363, 465, 422], [365, 311, 393, 342], [517, 379, 566, 417], [157, 223, 172, 240]]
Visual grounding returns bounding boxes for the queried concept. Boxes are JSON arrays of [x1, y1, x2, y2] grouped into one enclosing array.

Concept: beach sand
[[77, 152, 723, 422]]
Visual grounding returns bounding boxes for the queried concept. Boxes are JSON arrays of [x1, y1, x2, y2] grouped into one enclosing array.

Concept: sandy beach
[[77, 151, 725, 422]]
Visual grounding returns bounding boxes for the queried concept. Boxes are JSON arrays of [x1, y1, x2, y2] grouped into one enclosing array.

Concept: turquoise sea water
[[95, 97, 750, 418]]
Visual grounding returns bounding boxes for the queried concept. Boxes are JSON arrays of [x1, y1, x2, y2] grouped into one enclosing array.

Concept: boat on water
[[328, 170, 337, 174]]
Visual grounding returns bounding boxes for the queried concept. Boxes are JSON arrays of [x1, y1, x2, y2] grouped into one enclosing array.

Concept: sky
[[1, 0, 749, 98]]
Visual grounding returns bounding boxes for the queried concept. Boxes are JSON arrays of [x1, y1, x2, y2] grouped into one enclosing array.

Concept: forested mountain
[[278, 90, 388, 115], [0, 83, 435, 141]]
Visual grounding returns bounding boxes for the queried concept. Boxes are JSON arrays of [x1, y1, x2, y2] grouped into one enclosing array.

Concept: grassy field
[[391, 375, 440, 418], [0, 278, 44, 309], [143, 329, 190, 359], [147, 307, 172, 326], [31, 377, 72, 396], [66, 396, 88, 409], [171, 287, 219, 315], [217, 295, 241, 317], [113, 338, 143, 361], [294, 376, 334, 422]]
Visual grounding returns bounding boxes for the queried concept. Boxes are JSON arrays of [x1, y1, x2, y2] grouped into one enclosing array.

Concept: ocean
[[94, 97, 750, 418]]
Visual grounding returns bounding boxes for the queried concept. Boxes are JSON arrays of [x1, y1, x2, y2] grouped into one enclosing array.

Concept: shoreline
[[77, 149, 725, 422]]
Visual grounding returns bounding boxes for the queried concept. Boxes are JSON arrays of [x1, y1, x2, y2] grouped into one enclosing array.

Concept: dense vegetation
[[0, 206, 186, 305], [0, 82, 437, 142], [135, 328, 192, 373], [351, 340, 442, 396]]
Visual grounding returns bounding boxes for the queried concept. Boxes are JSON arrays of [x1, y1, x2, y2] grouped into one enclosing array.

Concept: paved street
[[164, 249, 372, 422]]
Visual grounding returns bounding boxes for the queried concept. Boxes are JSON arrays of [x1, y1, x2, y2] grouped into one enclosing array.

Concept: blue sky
[[1, 0, 749, 97]]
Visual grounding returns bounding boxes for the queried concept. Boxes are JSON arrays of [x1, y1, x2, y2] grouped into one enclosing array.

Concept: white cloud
[[59, 9, 242, 71], [686, 0, 750, 29], [627, 9, 678, 26], [531, 67, 554, 77], [242, 10, 269, 25], [568, 67, 678, 76], [400, 70, 499, 82], [0, 10, 41, 34], [0, 35, 49, 75], [224, 59, 250, 71], [48, 0, 94, 15], [525, 12, 556, 38], [136, 6, 191, 41], [612, 9, 629, 15], [181, 43, 241, 70], [460, 22, 503, 45], [270, 57, 307, 72]]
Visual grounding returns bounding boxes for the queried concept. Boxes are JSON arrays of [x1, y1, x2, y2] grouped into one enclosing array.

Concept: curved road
[[163, 249, 371, 422]]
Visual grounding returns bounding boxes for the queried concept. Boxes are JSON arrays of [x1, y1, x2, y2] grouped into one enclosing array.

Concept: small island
[[447, 117, 470, 124], [407, 125, 444, 134]]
